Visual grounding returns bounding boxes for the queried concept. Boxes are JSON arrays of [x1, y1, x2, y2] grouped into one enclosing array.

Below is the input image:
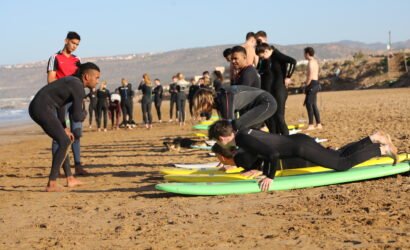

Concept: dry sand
[[0, 88, 409, 249]]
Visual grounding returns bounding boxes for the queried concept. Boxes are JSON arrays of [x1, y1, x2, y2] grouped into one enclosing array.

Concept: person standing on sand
[[29, 62, 100, 192], [118, 78, 135, 128], [176, 85, 187, 126], [86, 87, 98, 129], [139, 74, 153, 129], [256, 43, 297, 135], [47, 31, 87, 175], [152, 79, 163, 122], [96, 81, 110, 132], [109, 91, 122, 130], [208, 120, 399, 192], [188, 78, 200, 119], [231, 46, 261, 88], [303, 47, 322, 130], [242, 32, 259, 67], [169, 76, 179, 122]]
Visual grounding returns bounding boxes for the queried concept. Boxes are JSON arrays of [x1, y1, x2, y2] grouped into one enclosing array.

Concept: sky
[[1, 0, 409, 65]]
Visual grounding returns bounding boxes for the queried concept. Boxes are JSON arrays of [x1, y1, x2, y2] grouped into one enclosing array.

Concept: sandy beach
[[0, 88, 409, 249]]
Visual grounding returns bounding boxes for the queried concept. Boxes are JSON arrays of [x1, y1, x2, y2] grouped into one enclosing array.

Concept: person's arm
[[71, 81, 87, 122], [46, 55, 58, 84], [275, 50, 297, 78], [159, 86, 163, 98]]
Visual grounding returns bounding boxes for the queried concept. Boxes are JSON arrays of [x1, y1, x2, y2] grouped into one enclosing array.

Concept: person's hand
[[258, 177, 273, 192], [65, 128, 74, 142], [284, 78, 293, 87]]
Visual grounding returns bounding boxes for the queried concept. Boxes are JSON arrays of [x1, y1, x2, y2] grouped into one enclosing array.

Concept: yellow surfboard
[[160, 167, 244, 175], [163, 154, 409, 182]]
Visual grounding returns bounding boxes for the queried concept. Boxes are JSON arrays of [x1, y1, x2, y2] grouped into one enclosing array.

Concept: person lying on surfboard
[[208, 120, 399, 192]]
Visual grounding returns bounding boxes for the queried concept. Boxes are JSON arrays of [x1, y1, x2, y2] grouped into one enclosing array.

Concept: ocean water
[[0, 97, 32, 126]]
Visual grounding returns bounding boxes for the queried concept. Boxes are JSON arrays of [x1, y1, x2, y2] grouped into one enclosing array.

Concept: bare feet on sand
[[45, 180, 63, 192], [67, 176, 84, 188], [306, 124, 322, 131]]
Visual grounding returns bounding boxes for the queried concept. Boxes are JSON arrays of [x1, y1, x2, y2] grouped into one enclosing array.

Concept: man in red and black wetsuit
[[47, 31, 88, 175]]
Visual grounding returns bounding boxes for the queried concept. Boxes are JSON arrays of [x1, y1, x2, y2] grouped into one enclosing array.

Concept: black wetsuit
[[213, 79, 223, 92], [234, 128, 381, 178], [270, 49, 296, 135], [177, 90, 187, 123], [118, 84, 134, 125], [304, 80, 321, 125], [234, 65, 261, 88], [215, 85, 277, 131], [153, 85, 163, 121], [139, 83, 153, 125], [188, 84, 200, 117], [87, 89, 98, 126], [169, 82, 178, 119], [29, 76, 86, 180], [96, 88, 110, 129]]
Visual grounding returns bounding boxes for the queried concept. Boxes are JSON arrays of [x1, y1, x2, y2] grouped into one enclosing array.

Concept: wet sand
[[0, 88, 409, 249]]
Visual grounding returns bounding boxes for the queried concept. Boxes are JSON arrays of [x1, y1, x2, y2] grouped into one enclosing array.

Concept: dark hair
[[213, 70, 223, 82], [304, 47, 315, 57], [255, 30, 267, 39], [211, 143, 235, 158], [74, 62, 100, 78], [245, 32, 256, 41], [208, 120, 234, 140], [66, 31, 81, 40], [255, 43, 275, 55], [154, 78, 160, 82], [203, 71, 209, 76], [223, 48, 232, 58], [231, 46, 247, 56]]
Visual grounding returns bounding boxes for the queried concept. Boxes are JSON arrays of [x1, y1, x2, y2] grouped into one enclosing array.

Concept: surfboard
[[194, 123, 305, 131], [162, 154, 409, 178], [160, 167, 245, 176], [156, 162, 410, 195], [173, 162, 220, 168]]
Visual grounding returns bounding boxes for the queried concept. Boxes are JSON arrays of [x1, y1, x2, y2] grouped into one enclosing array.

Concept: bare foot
[[306, 125, 316, 131], [67, 176, 84, 188], [316, 124, 323, 129], [46, 180, 63, 192]]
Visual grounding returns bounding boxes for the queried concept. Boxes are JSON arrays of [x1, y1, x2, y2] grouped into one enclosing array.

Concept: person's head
[[231, 46, 248, 70], [190, 77, 197, 84], [202, 71, 210, 78], [212, 143, 236, 166], [143, 73, 152, 86], [198, 77, 205, 85], [255, 43, 274, 60], [74, 62, 100, 89], [213, 70, 223, 81], [255, 30, 268, 44], [223, 48, 232, 62], [208, 120, 235, 145], [172, 75, 178, 82], [176, 72, 185, 81], [154, 78, 161, 86], [100, 80, 107, 90], [193, 88, 215, 118], [245, 32, 257, 47], [64, 31, 81, 54], [121, 78, 128, 86], [304, 47, 315, 59]]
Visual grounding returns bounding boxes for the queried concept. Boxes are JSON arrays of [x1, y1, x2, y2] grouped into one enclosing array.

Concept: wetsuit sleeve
[[216, 92, 235, 120], [275, 51, 297, 78], [71, 82, 86, 122]]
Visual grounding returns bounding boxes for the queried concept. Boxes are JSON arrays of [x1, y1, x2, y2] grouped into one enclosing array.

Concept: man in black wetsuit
[[86, 87, 98, 128], [118, 78, 135, 128], [152, 79, 163, 122], [256, 43, 297, 135], [29, 62, 100, 192], [231, 46, 261, 88], [169, 76, 179, 122], [208, 120, 398, 192]]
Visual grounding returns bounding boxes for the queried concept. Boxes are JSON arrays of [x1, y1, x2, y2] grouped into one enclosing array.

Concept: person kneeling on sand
[[29, 62, 100, 192], [208, 120, 399, 192]]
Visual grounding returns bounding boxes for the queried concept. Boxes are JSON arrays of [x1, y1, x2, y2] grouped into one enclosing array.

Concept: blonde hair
[[143, 73, 152, 86], [193, 88, 215, 117], [100, 81, 107, 89]]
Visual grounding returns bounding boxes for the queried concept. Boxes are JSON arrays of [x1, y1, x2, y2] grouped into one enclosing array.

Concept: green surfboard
[[156, 162, 410, 196]]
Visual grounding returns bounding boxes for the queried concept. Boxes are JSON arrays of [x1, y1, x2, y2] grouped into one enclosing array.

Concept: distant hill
[[0, 40, 409, 102]]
